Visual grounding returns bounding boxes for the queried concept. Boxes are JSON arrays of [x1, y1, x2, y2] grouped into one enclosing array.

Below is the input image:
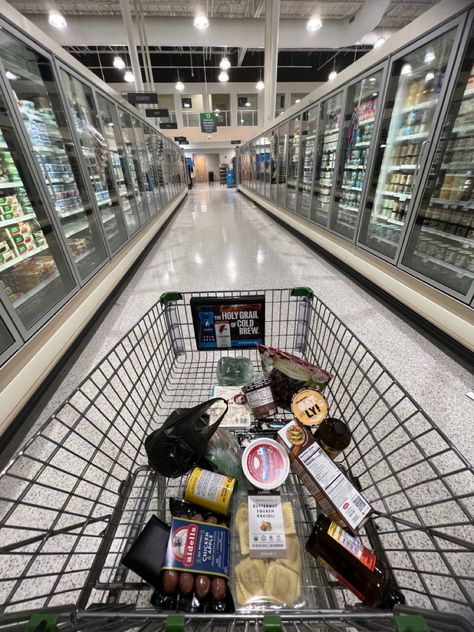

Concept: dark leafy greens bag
[[145, 398, 228, 477]]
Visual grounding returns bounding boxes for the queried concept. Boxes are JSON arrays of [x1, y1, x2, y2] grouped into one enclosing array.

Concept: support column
[[173, 92, 184, 129], [263, 0, 280, 125], [230, 92, 238, 127], [119, 0, 144, 92]]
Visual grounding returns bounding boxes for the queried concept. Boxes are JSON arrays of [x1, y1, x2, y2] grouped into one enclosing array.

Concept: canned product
[[454, 249, 469, 268], [444, 247, 458, 264], [184, 467, 236, 515]]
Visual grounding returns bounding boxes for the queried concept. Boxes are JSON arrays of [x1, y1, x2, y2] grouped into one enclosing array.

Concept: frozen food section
[[238, 4, 474, 346], [0, 10, 185, 361]]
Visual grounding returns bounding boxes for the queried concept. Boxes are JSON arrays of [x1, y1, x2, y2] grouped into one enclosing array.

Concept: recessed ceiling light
[[48, 11, 67, 29], [245, 101, 251, 107], [218, 71, 229, 82], [183, 102, 191, 108], [307, 17, 322, 31], [295, 99, 301, 103], [328, 70, 337, 81], [175, 80, 185, 91], [220, 57, 231, 70], [5, 71, 18, 80], [374, 36, 386, 49], [113, 56, 125, 69], [256, 80, 264, 90], [194, 15, 209, 29], [124, 70, 135, 82]]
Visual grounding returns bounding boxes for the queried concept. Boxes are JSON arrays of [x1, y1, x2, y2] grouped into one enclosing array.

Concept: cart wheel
[[25, 614, 58, 632], [263, 614, 282, 631], [165, 613, 185, 632], [394, 614, 429, 631]]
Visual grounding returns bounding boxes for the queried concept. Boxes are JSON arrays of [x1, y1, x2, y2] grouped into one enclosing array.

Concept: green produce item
[[204, 427, 250, 490], [217, 356, 254, 386]]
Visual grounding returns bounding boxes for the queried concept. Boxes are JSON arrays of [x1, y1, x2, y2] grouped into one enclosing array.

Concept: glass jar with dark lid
[[316, 417, 352, 460]]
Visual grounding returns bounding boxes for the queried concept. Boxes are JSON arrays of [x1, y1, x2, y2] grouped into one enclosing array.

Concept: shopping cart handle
[[160, 292, 183, 304], [165, 614, 185, 631], [263, 614, 283, 631], [25, 614, 58, 632], [291, 287, 314, 298]]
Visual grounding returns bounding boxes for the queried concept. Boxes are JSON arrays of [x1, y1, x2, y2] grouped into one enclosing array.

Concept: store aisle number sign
[[200, 112, 218, 133], [190, 296, 265, 350]]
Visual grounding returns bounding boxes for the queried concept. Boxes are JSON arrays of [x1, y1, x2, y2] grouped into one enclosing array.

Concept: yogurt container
[[241, 438, 290, 490]]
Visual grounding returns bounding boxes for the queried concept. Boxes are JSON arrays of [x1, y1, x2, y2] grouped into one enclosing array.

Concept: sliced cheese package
[[231, 491, 314, 610]]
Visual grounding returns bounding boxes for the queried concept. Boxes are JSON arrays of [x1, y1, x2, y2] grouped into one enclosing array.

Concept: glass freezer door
[[143, 125, 162, 216], [59, 70, 128, 254], [0, 86, 76, 330], [276, 123, 289, 207], [401, 27, 474, 300], [310, 91, 343, 227], [296, 105, 319, 219], [0, 32, 108, 281], [118, 108, 148, 226], [331, 72, 383, 240], [358, 29, 457, 259], [0, 309, 19, 365], [96, 95, 140, 238], [286, 115, 301, 212], [132, 118, 154, 219], [269, 129, 278, 202]]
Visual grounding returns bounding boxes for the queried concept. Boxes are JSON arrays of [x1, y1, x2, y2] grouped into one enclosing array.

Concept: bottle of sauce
[[314, 417, 351, 459], [306, 515, 404, 608]]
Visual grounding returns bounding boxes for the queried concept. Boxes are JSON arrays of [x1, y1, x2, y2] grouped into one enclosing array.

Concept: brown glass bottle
[[306, 515, 404, 608], [314, 417, 351, 459]]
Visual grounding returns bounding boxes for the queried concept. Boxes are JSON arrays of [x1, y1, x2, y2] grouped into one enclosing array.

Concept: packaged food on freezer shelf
[[232, 492, 310, 609], [209, 385, 251, 429], [258, 344, 332, 409], [276, 420, 372, 533]]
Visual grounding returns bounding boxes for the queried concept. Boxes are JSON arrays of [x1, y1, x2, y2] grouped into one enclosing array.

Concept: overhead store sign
[[127, 92, 158, 105], [179, 141, 190, 145], [174, 136, 187, 142], [231, 140, 241, 145], [200, 112, 218, 133], [160, 122, 178, 129], [145, 108, 169, 118]]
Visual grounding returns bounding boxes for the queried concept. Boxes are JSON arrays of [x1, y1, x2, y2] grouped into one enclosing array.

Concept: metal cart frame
[[0, 288, 472, 631]]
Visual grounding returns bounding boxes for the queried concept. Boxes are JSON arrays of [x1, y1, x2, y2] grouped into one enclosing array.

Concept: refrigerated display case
[[310, 91, 343, 226], [269, 129, 278, 201], [276, 122, 289, 207], [358, 27, 458, 260], [286, 115, 301, 212], [401, 26, 474, 301], [0, 32, 108, 282], [118, 108, 148, 226], [296, 105, 319, 218], [95, 94, 140, 238], [331, 71, 384, 239], [59, 68, 128, 254], [142, 125, 163, 215], [0, 306, 20, 365], [132, 119, 155, 218]]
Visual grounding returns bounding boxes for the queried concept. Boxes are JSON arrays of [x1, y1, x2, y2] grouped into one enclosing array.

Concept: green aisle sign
[[200, 112, 218, 133]]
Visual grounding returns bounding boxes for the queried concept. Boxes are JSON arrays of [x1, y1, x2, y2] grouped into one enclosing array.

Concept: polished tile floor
[[29, 183, 474, 465]]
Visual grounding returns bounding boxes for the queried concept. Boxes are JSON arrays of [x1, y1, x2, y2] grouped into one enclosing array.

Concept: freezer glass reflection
[[296, 105, 318, 218], [311, 92, 343, 226], [331, 72, 383, 239], [277, 123, 289, 206], [0, 32, 107, 280], [143, 126, 162, 215], [286, 115, 301, 212], [359, 30, 456, 259], [133, 119, 155, 217], [0, 88, 76, 328], [60, 70, 127, 253], [118, 109, 148, 225], [96, 95, 140, 237], [402, 30, 474, 297]]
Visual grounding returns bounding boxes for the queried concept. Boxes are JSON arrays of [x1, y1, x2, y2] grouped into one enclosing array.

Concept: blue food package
[[161, 517, 230, 579]]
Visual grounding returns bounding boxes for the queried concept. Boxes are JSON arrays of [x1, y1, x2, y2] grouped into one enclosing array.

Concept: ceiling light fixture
[[194, 15, 209, 29], [307, 17, 322, 31], [256, 79, 264, 90], [48, 11, 67, 29], [214, 108, 220, 113], [218, 70, 229, 82], [424, 50, 435, 64], [374, 36, 386, 49], [113, 56, 125, 70], [220, 57, 231, 70], [401, 63, 412, 76], [175, 79, 185, 91], [5, 71, 18, 80], [245, 101, 251, 107], [328, 70, 337, 81], [295, 98, 301, 103], [425, 72, 435, 82], [368, 76, 376, 83], [124, 70, 135, 83]]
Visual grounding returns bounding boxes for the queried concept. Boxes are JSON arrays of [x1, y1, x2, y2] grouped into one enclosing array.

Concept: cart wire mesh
[[0, 288, 473, 632]]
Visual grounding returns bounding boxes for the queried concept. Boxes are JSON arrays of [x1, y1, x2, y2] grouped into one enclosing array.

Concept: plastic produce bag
[[217, 357, 254, 386], [145, 398, 228, 478], [258, 344, 333, 409], [204, 427, 250, 490]]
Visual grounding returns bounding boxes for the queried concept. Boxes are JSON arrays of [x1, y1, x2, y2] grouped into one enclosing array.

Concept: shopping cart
[[0, 288, 473, 632]]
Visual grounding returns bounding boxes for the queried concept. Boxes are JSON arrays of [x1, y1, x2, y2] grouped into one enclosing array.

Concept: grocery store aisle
[[19, 183, 474, 463]]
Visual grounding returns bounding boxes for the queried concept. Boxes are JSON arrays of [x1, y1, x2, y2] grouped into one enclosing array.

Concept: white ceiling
[[6, 0, 442, 29]]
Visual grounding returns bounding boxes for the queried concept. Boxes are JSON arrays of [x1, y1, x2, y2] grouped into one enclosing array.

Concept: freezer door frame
[[355, 14, 468, 264], [0, 28, 83, 338], [327, 60, 390, 243], [397, 9, 474, 303], [0, 302, 22, 367], [285, 112, 303, 212], [295, 102, 320, 220]]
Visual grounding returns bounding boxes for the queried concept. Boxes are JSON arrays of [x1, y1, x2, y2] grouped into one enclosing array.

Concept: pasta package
[[231, 492, 310, 609]]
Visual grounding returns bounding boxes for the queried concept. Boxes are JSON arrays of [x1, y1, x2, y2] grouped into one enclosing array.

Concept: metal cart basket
[[0, 288, 473, 632]]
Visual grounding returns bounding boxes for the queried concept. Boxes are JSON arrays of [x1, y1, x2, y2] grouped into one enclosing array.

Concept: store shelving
[[0, 243, 49, 273], [12, 270, 60, 308]]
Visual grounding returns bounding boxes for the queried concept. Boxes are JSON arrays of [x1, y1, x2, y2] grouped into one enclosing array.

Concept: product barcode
[[353, 496, 367, 511], [344, 536, 362, 557]]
